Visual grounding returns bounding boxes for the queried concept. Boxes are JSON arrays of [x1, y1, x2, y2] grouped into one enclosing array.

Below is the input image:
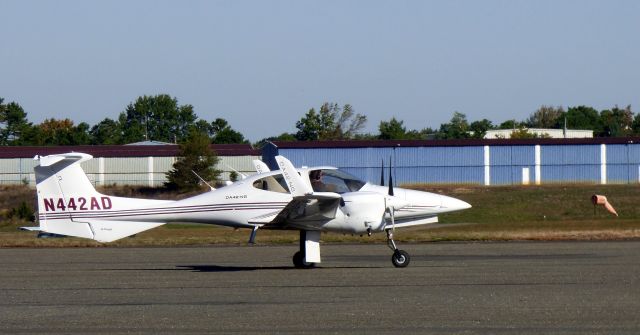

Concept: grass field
[[1, 184, 639, 247]]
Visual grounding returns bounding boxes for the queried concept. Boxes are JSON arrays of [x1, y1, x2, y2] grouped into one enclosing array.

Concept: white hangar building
[[0, 144, 261, 187]]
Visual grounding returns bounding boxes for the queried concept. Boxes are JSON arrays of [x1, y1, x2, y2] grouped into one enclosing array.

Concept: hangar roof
[[270, 137, 640, 148], [0, 144, 259, 159]]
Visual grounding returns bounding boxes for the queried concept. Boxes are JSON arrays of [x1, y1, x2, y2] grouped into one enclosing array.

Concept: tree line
[[0, 95, 247, 146], [0, 95, 637, 148]]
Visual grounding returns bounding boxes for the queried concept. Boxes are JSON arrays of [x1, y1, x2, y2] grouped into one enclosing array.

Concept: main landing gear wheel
[[292, 251, 315, 269], [391, 249, 410, 268]]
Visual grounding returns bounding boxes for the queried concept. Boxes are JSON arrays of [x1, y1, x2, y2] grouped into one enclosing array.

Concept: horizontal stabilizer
[[87, 220, 165, 243], [37, 218, 165, 243], [37, 152, 92, 167], [19, 226, 42, 232], [42, 219, 94, 239]]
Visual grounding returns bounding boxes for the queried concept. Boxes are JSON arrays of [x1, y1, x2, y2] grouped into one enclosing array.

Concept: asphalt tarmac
[[1, 241, 639, 334]]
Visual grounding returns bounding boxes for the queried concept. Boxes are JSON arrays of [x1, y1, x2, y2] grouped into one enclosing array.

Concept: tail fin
[[34, 153, 165, 242], [253, 160, 270, 174], [36, 152, 99, 196]]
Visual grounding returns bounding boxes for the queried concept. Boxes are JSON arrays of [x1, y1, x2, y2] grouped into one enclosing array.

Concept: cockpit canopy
[[307, 169, 365, 193], [252, 168, 366, 194]]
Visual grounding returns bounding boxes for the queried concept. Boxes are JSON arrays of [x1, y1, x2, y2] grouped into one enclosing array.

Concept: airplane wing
[[385, 216, 438, 228], [265, 193, 342, 227], [256, 156, 343, 229]]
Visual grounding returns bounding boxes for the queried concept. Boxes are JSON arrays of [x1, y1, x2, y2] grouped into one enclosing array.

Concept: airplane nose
[[440, 195, 472, 211]]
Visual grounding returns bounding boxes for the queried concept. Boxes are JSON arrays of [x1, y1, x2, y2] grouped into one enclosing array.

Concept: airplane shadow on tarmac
[[176, 265, 293, 272], [175, 265, 385, 272]]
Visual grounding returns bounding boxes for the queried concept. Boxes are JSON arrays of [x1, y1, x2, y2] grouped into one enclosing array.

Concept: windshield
[[308, 169, 366, 193]]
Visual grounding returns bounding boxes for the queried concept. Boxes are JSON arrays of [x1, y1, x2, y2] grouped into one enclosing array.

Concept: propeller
[[384, 156, 397, 232], [388, 156, 394, 196], [380, 159, 385, 186]]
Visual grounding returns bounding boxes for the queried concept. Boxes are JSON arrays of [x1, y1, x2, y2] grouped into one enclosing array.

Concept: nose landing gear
[[386, 229, 410, 268]]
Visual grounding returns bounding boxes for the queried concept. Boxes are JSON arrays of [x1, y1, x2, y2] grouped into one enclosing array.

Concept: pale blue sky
[[1, 0, 639, 141]]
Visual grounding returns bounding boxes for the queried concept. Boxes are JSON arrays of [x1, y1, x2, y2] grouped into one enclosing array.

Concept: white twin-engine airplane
[[26, 152, 471, 268]]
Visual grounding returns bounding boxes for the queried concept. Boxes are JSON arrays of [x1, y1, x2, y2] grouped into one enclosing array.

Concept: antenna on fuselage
[[226, 165, 247, 180], [191, 170, 215, 191]]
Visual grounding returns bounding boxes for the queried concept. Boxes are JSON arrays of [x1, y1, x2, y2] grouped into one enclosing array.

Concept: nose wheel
[[386, 229, 410, 268], [391, 249, 410, 267]]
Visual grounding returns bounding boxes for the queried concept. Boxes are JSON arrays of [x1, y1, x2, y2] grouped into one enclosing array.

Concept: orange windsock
[[591, 194, 618, 217]]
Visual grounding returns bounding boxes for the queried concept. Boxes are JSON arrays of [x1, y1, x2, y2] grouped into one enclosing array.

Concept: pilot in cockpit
[[309, 170, 326, 192]]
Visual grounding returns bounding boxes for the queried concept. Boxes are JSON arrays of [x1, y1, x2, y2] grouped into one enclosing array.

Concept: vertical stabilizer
[[35, 153, 98, 239], [33, 152, 168, 242]]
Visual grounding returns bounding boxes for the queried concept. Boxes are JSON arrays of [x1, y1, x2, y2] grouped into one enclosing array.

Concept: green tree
[[469, 119, 494, 139], [631, 114, 640, 135], [378, 117, 407, 140], [90, 118, 123, 144], [437, 112, 471, 139], [193, 119, 213, 137], [510, 127, 551, 139], [0, 100, 33, 145], [295, 108, 322, 141], [598, 105, 633, 137], [498, 119, 523, 130], [165, 131, 221, 191], [72, 122, 92, 144], [254, 133, 297, 149], [210, 118, 248, 144], [562, 106, 600, 132], [295, 102, 366, 141], [121, 94, 197, 143]]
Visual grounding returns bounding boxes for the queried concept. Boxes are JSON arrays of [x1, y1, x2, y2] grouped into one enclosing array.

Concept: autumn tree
[[31, 118, 92, 145], [526, 105, 564, 128]]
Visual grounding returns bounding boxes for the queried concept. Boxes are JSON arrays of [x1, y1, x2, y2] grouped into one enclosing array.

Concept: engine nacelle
[[324, 192, 386, 234]]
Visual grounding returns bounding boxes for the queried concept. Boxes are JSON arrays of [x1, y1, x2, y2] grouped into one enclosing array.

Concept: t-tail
[[28, 153, 168, 242]]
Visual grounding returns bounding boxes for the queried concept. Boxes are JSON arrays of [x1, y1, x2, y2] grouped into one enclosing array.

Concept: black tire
[[391, 250, 410, 268], [292, 251, 315, 269]]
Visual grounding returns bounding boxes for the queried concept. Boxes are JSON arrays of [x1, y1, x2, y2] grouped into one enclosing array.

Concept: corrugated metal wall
[[541, 145, 601, 183], [489, 146, 535, 185], [264, 142, 640, 186], [268, 146, 485, 185], [0, 155, 260, 186], [0, 158, 38, 185], [5, 142, 640, 186]]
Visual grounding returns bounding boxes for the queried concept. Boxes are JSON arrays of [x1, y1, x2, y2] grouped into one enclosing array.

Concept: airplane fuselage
[[39, 174, 470, 235]]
